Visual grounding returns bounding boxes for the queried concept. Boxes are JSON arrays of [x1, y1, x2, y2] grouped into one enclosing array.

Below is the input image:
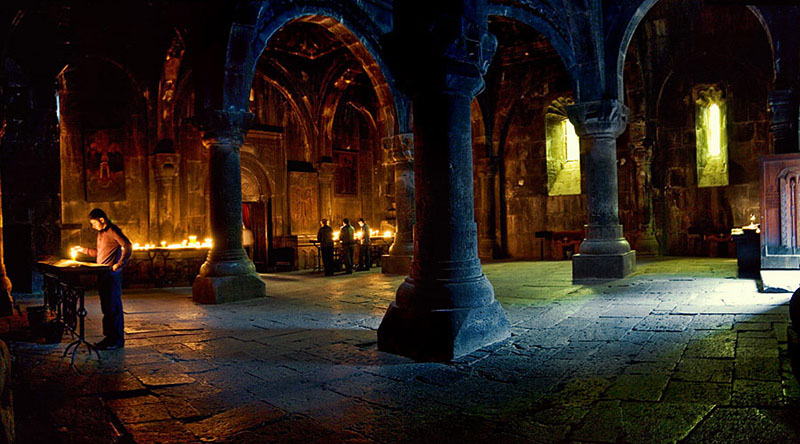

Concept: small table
[[35, 258, 110, 365]]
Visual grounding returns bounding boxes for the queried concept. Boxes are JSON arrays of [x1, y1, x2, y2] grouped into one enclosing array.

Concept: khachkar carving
[[769, 90, 798, 154], [631, 142, 658, 255], [778, 167, 800, 250], [317, 161, 336, 223], [760, 154, 800, 269], [378, 0, 510, 361], [153, 152, 181, 243], [382, 133, 415, 274], [567, 99, 636, 280], [192, 109, 266, 304]]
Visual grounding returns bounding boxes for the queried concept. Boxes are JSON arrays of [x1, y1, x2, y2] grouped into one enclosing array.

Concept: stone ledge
[[572, 250, 636, 281]]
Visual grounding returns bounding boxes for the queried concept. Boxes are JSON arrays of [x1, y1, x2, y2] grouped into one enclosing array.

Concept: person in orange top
[[79, 208, 131, 350]]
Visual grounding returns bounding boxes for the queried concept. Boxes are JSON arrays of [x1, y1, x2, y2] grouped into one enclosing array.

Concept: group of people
[[317, 218, 372, 276]]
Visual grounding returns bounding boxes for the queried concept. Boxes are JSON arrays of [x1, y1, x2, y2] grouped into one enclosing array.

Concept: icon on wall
[[84, 129, 125, 202]]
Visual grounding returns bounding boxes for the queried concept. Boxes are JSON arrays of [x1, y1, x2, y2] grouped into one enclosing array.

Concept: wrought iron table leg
[[60, 286, 101, 364]]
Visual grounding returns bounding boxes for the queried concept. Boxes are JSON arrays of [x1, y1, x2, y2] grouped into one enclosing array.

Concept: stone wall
[[479, 17, 586, 260], [627, 0, 772, 256]]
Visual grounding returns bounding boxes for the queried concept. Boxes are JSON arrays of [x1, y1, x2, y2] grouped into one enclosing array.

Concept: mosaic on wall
[[84, 129, 125, 201]]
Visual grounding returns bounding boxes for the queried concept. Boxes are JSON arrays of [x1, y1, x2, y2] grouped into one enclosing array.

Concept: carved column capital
[[199, 109, 253, 149], [567, 100, 629, 138], [317, 161, 336, 183], [383, 133, 414, 166], [153, 152, 181, 180], [768, 89, 799, 154]]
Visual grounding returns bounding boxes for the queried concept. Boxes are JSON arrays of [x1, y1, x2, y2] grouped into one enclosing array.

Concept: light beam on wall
[[707, 103, 721, 157]]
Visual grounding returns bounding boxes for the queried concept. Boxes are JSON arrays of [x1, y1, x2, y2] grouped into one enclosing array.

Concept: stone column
[[192, 110, 266, 304], [567, 100, 636, 280], [378, 0, 510, 361], [476, 157, 497, 259], [631, 145, 658, 255], [317, 161, 335, 221], [768, 89, 798, 154], [382, 133, 414, 274], [153, 152, 180, 242]]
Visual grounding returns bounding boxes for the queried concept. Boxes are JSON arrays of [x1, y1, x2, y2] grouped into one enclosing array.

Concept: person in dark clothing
[[340, 218, 356, 274], [80, 208, 131, 350], [317, 219, 335, 276], [357, 218, 371, 271]]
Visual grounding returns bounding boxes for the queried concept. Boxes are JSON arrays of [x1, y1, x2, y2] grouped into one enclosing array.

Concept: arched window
[[695, 86, 728, 187], [546, 97, 581, 196]]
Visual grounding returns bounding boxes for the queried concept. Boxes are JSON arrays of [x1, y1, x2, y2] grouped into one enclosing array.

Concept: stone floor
[[6, 257, 800, 444]]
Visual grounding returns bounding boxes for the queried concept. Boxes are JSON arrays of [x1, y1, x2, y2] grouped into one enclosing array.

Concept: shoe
[[95, 337, 124, 350]]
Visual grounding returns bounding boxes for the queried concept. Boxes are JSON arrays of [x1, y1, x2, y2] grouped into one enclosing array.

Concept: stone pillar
[[378, 0, 510, 361], [476, 157, 497, 259], [153, 152, 180, 242], [192, 110, 266, 304], [567, 100, 636, 280], [382, 133, 414, 274], [768, 89, 799, 154], [631, 145, 658, 255], [317, 161, 335, 221]]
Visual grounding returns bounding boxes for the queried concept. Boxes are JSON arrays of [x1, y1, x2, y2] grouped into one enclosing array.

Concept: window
[[546, 97, 581, 196], [695, 86, 728, 188]]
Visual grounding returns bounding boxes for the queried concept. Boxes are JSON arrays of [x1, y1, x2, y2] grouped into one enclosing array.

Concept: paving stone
[[687, 315, 734, 330], [682, 407, 800, 443], [126, 420, 199, 444], [604, 373, 670, 401], [185, 401, 286, 441], [661, 381, 731, 404], [684, 338, 736, 359], [735, 357, 781, 381], [634, 315, 694, 332], [732, 380, 783, 407], [620, 402, 714, 444], [110, 400, 172, 424], [673, 358, 734, 383], [570, 400, 623, 442]]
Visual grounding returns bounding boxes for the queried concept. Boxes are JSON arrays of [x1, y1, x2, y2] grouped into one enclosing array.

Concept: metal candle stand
[[41, 273, 101, 365]]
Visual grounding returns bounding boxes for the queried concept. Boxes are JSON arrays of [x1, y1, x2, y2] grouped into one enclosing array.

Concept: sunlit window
[[695, 86, 728, 188], [546, 97, 581, 196], [706, 103, 721, 157]]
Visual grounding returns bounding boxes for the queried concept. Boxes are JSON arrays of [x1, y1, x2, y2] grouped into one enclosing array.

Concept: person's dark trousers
[[98, 270, 124, 343], [322, 246, 335, 276], [359, 244, 371, 270], [343, 245, 355, 273]]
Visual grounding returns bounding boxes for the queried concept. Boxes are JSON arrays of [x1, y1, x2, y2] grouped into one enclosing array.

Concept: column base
[[192, 272, 266, 304], [572, 250, 636, 281], [377, 280, 510, 362], [382, 255, 412, 275]]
